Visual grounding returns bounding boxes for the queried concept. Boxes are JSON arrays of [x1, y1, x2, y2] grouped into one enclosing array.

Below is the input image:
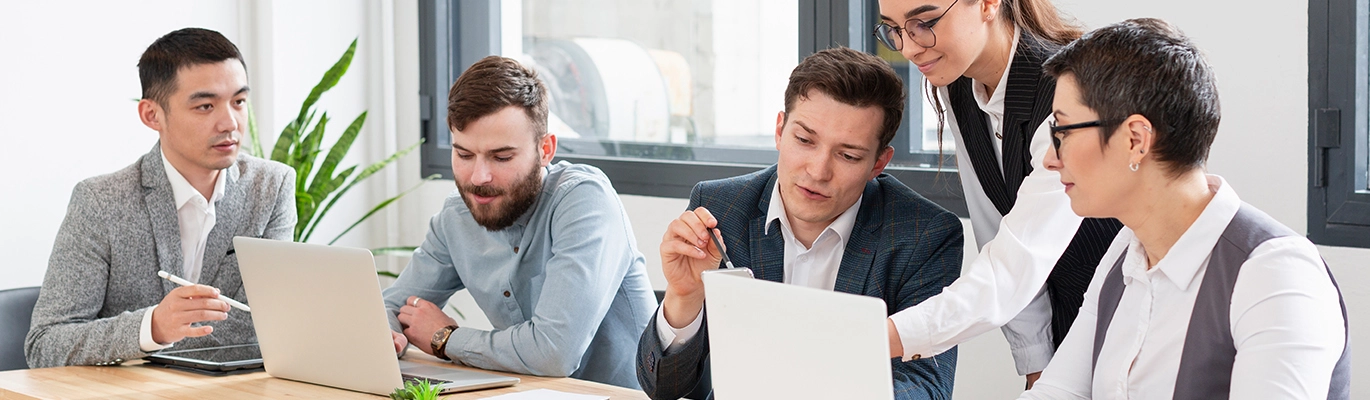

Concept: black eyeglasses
[[873, 0, 960, 51], [1048, 119, 1102, 154]]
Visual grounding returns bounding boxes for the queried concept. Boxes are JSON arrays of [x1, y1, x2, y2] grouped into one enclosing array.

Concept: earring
[[1129, 162, 1140, 172]]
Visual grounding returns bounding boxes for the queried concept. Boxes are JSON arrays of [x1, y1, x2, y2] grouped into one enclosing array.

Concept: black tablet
[[146, 344, 264, 373]]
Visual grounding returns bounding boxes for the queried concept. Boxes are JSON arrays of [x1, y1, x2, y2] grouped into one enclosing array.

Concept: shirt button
[[513, 246, 519, 253], [504, 291, 511, 297]]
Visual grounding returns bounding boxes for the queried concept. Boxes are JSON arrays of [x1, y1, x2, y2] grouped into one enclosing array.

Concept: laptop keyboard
[[401, 373, 454, 386]]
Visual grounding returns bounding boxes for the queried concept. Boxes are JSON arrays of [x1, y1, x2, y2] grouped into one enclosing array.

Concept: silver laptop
[[703, 271, 894, 400], [233, 237, 519, 395]]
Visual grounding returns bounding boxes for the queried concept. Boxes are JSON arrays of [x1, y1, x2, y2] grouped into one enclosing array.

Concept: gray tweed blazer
[[25, 144, 295, 368]]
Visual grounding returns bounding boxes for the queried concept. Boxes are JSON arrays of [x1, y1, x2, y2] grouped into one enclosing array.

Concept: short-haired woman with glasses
[[1022, 18, 1349, 399], [875, 0, 1124, 388]]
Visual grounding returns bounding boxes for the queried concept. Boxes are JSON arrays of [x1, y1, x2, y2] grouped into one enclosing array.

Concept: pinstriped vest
[[947, 33, 1124, 348], [1092, 204, 1351, 399]]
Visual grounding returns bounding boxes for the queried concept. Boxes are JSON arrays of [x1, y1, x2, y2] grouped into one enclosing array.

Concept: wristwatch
[[430, 324, 459, 361]]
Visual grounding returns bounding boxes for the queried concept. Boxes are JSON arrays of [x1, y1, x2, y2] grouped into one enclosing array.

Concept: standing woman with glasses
[[874, 0, 1124, 388]]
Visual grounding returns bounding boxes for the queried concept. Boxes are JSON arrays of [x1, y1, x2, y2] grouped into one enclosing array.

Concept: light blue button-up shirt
[[383, 161, 655, 389]]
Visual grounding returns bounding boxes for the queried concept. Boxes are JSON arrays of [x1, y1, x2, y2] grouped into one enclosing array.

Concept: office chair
[[0, 287, 40, 371]]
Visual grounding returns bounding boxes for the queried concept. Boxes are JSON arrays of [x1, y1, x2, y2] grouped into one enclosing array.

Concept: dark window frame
[[1308, 0, 1370, 247], [418, 0, 967, 216]]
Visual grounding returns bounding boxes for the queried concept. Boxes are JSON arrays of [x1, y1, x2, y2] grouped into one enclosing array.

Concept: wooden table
[[0, 353, 648, 399]]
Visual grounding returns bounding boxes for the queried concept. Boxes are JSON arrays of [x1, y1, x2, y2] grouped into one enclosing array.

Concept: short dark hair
[[447, 56, 549, 140], [138, 28, 246, 107], [1043, 18, 1221, 176], [784, 47, 905, 149]]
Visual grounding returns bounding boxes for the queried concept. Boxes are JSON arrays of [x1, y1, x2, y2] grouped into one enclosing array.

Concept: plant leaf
[[313, 139, 427, 240], [246, 99, 264, 158], [301, 165, 356, 242], [295, 112, 330, 191], [327, 173, 439, 245], [376, 270, 400, 279], [273, 109, 316, 165], [271, 120, 299, 162], [447, 304, 466, 321], [294, 191, 315, 241], [372, 246, 418, 256], [293, 38, 357, 126], [309, 112, 367, 196]]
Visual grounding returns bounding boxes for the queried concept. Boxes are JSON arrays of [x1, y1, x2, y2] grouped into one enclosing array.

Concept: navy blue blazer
[[636, 165, 963, 400]]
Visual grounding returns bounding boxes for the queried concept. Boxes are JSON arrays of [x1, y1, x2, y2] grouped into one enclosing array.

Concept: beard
[[458, 161, 544, 231]]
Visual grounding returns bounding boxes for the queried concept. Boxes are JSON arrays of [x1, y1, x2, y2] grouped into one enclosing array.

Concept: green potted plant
[[389, 379, 444, 400], [245, 38, 438, 246]]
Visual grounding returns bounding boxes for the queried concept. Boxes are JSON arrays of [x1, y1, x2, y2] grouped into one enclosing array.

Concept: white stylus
[[157, 270, 251, 312]]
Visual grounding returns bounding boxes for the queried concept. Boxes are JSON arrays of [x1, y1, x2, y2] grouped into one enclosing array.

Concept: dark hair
[[138, 28, 246, 107], [784, 47, 905, 149], [1043, 18, 1220, 176], [924, 0, 1084, 159], [447, 55, 549, 140]]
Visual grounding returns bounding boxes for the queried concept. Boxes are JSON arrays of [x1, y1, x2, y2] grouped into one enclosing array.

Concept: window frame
[[418, 0, 967, 217], [1308, 0, 1370, 247]]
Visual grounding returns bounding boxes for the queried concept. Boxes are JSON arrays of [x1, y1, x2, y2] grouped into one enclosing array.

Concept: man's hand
[[659, 207, 725, 329], [391, 330, 409, 355], [150, 285, 231, 345], [1025, 371, 1042, 390], [397, 296, 458, 357]]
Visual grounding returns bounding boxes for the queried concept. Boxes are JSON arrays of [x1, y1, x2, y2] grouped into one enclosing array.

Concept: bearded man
[[381, 56, 655, 390]]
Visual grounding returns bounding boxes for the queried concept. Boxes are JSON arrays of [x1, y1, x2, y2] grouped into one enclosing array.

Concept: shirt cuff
[[1008, 340, 1054, 375], [891, 310, 933, 362], [655, 306, 703, 353], [1002, 287, 1055, 375], [139, 305, 173, 352]]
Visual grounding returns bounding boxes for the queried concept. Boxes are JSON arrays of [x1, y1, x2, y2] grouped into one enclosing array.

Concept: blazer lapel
[[199, 161, 244, 291], [834, 179, 882, 296], [749, 173, 785, 283], [140, 144, 184, 295], [999, 34, 1058, 199]]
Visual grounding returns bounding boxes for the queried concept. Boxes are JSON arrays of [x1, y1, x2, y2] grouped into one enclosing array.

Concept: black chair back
[[0, 287, 40, 371]]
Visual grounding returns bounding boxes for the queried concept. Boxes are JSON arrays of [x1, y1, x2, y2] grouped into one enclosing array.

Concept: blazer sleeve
[[637, 182, 713, 399], [263, 166, 296, 241], [25, 182, 148, 368], [889, 210, 964, 400]]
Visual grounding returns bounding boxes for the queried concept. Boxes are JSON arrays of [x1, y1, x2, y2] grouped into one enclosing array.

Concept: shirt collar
[[160, 149, 227, 209], [764, 179, 862, 244], [972, 26, 1021, 113], [1128, 174, 1241, 291]]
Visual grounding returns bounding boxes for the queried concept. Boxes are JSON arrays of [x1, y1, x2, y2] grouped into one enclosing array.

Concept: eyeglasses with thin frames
[[873, 0, 960, 51], [1048, 119, 1103, 154]]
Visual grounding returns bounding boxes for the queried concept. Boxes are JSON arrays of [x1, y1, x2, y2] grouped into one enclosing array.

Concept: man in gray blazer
[[25, 28, 295, 368]]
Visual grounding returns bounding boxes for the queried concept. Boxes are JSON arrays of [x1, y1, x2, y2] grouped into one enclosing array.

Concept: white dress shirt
[[889, 27, 1079, 375], [139, 151, 227, 351], [656, 183, 862, 351], [1022, 176, 1346, 400]]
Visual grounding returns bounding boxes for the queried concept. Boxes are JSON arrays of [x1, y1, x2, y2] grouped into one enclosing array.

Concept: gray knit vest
[[1091, 204, 1350, 399]]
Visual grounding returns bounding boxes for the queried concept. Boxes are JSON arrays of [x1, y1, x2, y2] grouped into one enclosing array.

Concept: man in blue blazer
[[636, 47, 964, 399]]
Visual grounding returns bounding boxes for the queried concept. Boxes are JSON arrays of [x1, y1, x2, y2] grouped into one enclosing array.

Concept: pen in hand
[[157, 271, 251, 312], [707, 229, 736, 269]]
